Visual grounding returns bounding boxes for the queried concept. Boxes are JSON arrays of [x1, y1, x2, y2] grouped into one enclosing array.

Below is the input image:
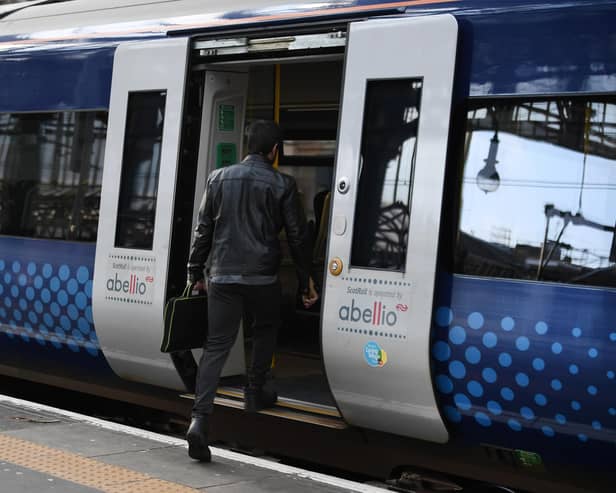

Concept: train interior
[[196, 56, 344, 416]]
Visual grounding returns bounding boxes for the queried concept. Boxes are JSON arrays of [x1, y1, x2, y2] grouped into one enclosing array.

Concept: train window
[[350, 78, 422, 271], [456, 98, 616, 288], [0, 111, 107, 241], [115, 91, 166, 250]]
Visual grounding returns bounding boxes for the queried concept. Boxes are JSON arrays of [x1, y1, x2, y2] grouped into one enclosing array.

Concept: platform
[[0, 394, 385, 493]]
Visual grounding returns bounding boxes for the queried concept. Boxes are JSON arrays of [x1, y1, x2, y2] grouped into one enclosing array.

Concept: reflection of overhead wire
[[579, 103, 591, 212], [461, 177, 616, 190]]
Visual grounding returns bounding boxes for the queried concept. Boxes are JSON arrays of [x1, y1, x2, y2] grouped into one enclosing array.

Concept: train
[[1, 0, 615, 491]]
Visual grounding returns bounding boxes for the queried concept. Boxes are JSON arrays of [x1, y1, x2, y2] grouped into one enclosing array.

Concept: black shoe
[[244, 387, 278, 413], [186, 416, 211, 462]]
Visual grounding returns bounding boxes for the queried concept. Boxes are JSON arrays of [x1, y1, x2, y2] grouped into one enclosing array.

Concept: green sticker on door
[[216, 143, 237, 168], [218, 104, 235, 131]]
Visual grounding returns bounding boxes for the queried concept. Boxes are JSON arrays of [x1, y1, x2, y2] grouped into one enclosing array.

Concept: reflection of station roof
[[457, 231, 616, 287], [468, 101, 616, 160]]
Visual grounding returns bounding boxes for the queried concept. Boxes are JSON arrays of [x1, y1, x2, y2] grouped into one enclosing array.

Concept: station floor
[[0, 394, 385, 493]]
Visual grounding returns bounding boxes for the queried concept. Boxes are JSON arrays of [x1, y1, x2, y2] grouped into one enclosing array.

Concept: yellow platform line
[[0, 434, 197, 493]]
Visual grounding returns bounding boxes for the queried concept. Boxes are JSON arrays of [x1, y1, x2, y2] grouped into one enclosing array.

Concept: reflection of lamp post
[[537, 204, 616, 279], [476, 132, 500, 193]]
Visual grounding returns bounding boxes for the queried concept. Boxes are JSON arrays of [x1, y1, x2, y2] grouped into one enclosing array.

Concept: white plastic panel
[[322, 15, 457, 443], [92, 38, 189, 389]]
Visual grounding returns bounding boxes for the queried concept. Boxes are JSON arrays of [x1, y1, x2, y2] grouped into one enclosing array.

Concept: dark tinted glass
[[115, 91, 166, 249], [350, 78, 422, 271], [456, 98, 616, 288], [0, 111, 107, 241]]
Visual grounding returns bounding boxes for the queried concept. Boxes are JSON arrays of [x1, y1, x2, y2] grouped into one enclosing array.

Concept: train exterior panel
[[1, 0, 615, 490], [432, 276, 616, 466]]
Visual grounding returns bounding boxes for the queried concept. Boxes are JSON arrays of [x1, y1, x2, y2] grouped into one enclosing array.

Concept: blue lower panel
[[0, 237, 106, 363], [432, 275, 616, 467]]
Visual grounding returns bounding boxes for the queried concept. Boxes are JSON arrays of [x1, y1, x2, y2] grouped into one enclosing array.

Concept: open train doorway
[[246, 60, 341, 408], [189, 51, 344, 421]]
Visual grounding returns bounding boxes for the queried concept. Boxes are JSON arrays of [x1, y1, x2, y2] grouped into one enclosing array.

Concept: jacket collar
[[242, 153, 274, 169]]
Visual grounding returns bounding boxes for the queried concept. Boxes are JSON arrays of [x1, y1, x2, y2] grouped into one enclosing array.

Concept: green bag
[[160, 284, 207, 352]]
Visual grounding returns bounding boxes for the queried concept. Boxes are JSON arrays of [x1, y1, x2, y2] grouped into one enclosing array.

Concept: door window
[[115, 91, 166, 249], [350, 78, 423, 271]]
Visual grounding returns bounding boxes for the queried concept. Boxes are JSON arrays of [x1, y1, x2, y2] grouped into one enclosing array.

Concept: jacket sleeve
[[281, 178, 311, 293], [187, 176, 215, 283]]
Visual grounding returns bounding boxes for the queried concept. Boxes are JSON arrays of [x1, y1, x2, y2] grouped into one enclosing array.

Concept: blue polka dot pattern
[[444, 406, 461, 423], [435, 307, 453, 327], [482, 367, 497, 383], [532, 357, 545, 371], [508, 419, 522, 431], [436, 375, 453, 394], [535, 321, 548, 335], [498, 352, 512, 367], [520, 406, 535, 420], [432, 341, 451, 361], [487, 400, 502, 415], [515, 372, 530, 387], [454, 393, 471, 411], [465, 346, 481, 364], [482, 332, 497, 348], [467, 380, 483, 397], [501, 387, 514, 401], [468, 312, 484, 330], [475, 412, 491, 427], [430, 275, 616, 466], [449, 326, 466, 345], [542, 426, 555, 437], [0, 256, 98, 356], [516, 336, 530, 351], [449, 360, 466, 379]]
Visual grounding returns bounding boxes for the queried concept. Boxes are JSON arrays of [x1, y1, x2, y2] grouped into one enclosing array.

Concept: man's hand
[[302, 277, 319, 309], [191, 280, 206, 295]]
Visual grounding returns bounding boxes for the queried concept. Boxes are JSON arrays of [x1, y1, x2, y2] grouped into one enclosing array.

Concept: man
[[185, 120, 319, 462]]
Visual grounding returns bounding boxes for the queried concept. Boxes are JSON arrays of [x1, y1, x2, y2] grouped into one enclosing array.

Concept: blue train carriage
[[0, 0, 615, 491]]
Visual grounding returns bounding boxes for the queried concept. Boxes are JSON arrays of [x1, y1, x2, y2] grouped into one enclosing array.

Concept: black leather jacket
[[187, 154, 311, 291]]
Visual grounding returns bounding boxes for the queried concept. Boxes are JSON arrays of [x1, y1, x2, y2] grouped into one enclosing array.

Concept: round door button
[[329, 257, 343, 276]]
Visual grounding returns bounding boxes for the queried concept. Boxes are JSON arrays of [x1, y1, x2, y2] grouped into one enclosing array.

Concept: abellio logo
[[339, 298, 398, 326], [106, 273, 151, 296]]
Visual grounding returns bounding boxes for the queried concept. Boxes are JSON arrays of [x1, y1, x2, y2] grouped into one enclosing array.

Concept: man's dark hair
[[246, 120, 282, 155]]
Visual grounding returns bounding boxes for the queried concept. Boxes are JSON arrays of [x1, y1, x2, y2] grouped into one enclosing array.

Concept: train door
[[92, 38, 190, 389], [321, 15, 457, 442]]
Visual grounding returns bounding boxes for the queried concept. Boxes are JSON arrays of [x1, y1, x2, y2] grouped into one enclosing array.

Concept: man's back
[[188, 153, 310, 287]]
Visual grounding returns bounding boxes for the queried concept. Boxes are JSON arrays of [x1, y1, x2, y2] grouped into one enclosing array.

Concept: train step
[[181, 387, 347, 429]]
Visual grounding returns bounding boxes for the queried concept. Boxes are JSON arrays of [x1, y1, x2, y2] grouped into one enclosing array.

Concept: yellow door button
[[329, 257, 343, 276]]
